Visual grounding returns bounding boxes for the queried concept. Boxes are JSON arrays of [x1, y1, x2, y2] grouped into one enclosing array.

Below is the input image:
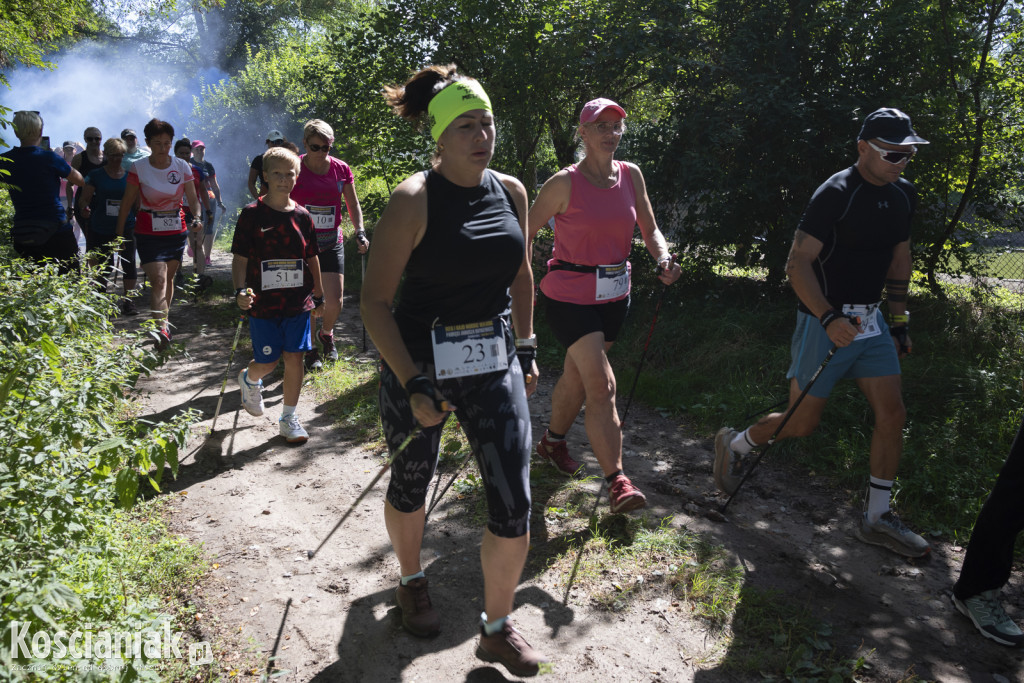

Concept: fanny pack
[[11, 219, 66, 247], [548, 259, 598, 273]]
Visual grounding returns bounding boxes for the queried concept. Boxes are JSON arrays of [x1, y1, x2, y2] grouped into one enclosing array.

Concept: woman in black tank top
[[361, 65, 548, 676]]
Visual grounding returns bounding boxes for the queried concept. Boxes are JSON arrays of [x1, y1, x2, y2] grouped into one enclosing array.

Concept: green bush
[[0, 257, 196, 679]]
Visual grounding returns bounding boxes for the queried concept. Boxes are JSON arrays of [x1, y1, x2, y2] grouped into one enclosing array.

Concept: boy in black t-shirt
[[231, 146, 323, 443]]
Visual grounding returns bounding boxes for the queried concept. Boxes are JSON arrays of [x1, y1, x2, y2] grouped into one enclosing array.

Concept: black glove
[[405, 375, 449, 412], [516, 347, 537, 374], [890, 324, 910, 354]]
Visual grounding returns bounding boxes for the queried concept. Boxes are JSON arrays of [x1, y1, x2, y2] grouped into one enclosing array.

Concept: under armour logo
[[878, 201, 889, 209]]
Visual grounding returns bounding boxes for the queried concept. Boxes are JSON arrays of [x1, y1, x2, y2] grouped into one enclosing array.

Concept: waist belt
[[548, 259, 598, 273]]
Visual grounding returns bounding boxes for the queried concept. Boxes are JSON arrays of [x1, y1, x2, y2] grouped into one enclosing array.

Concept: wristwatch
[[515, 335, 537, 349]]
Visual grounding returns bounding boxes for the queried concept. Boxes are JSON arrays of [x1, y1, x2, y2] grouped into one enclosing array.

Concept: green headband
[[428, 80, 492, 142]]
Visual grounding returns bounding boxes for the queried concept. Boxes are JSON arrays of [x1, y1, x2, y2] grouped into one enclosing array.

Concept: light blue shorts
[[249, 311, 312, 363], [786, 309, 900, 398]]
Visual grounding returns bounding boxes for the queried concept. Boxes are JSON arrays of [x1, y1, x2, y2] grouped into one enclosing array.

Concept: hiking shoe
[[148, 327, 171, 351], [608, 474, 647, 514], [279, 414, 308, 444], [952, 589, 1024, 647], [197, 274, 214, 292], [536, 433, 581, 477], [713, 427, 747, 495], [304, 347, 322, 371], [120, 298, 138, 316], [205, 256, 212, 266], [854, 511, 931, 558], [318, 330, 338, 362], [237, 370, 264, 416], [476, 619, 547, 677], [394, 578, 441, 637]]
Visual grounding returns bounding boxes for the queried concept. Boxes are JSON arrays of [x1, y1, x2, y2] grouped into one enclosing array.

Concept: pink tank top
[[539, 160, 637, 305]]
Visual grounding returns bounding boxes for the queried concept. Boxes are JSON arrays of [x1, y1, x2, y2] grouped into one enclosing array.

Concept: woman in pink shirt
[[290, 119, 369, 369], [116, 118, 203, 350], [527, 98, 681, 514]]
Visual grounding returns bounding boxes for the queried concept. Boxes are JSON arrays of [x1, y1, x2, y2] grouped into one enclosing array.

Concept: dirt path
[[130, 253, 1024, 682]]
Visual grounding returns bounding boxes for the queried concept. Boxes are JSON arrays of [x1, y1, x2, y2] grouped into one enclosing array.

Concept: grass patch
[[305, 345, 380, 442]]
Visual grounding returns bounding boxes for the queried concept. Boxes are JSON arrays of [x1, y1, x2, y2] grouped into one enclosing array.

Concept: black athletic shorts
[[135, 232, 187, 265], [543, 294, 630, 348], [318, 242, 344, 274], [378, 327, 532, 538]]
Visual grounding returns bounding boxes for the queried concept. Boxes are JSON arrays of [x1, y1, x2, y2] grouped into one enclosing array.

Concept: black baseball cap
[[858, 108, 929, 145]]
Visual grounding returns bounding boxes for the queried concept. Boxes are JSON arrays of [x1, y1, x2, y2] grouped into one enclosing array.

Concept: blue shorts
[[249, 311, 312, 363], [786, 310, 900, 398]]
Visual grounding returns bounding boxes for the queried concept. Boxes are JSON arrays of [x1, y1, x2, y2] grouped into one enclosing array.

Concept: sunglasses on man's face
[[86, 136, 101, 143], [307, 143, 330, 152], [867, 140, 916, 165], [267, 140, 284, 146]]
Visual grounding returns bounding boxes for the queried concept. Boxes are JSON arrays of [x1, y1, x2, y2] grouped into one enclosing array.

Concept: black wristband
[[235, 288, 248, 297], [516, 347, 537, 370], [405, 375, 448, 412], [312, 295, 324, 307], [890, 324, 910, 353], [819, 308, 844, 330]]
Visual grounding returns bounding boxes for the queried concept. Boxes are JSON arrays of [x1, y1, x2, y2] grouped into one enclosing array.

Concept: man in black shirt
[[715, 108, 930, 558]]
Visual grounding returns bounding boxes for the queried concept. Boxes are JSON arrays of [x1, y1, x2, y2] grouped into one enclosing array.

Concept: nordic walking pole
[[424, 448, 475, 524], [719, 341, 844, 513], [307, 423, 425, 560], [361, 253, 368, 353], [210, 308, 249, 432], [621, 255, 675, 428]]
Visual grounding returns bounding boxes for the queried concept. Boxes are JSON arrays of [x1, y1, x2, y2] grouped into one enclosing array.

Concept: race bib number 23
[[431, 318, 508, 380]]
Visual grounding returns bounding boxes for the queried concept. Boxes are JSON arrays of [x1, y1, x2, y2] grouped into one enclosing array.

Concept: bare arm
[[307, 255, 324, 318], [183, 181, 203, 228], [208, 174, 224, 205], [342, 181, 368, 254], [359, 173, 447, 426], [247, 167, 260, 200], [77, 182, 95, 218], [526, 169, 570, 242], [66, 168, 85, 188], [786, 229, 859, 346], [627, 163, 680, 285], [115, 183, 140, 237], [232, 254, 254, 310], [500, 172, 539, 395]]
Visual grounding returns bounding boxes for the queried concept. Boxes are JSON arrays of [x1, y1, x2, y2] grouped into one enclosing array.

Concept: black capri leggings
[[379, 338, 532, 538]]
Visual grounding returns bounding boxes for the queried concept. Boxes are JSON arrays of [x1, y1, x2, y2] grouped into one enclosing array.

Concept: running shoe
[[713, 427, 747, 495], [536, 433, 581, 477], [394, 578, 441, 637], [205, 257, 212, 266], [120, 298, 138, 316], [318, 330, 338, 362], [197, 274, 214, 293], [476, 619, 547, 677], [608, 474, 647, 514], [854, 511, 931, 558], [279, 414, 308, 444], [187, 240, 194, 258], [237, 369, 264, 416], [304, 347, 322, 371], [148, 327, 171, 351], [952, 589, 1024, 647]]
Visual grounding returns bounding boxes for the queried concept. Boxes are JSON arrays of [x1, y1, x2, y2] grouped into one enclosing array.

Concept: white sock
[[400, 570, 425, 586], [867, 476, 893, 523], [729, 428, 757, 455], [242, 369, 259, 387], [480, 611, 508, 635], [281, 404, 296, 419]]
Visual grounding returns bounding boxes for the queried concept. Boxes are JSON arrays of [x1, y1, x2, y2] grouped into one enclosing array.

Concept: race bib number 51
[[431, 318, 509, 380], [261, 259, 304, 290]]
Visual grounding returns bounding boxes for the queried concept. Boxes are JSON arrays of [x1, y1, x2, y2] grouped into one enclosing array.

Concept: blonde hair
[[103, 138, 127, 156], [262, 146, 301, 174], [13, 111, 43, 141], [303, 119, 335, 146]]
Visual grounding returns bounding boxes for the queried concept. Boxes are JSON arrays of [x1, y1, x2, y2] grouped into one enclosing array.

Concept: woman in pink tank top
[[527, 98, 681, 514]]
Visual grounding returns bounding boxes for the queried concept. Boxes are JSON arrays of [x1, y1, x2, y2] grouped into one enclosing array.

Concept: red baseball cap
[[580, 98, 627, 124]]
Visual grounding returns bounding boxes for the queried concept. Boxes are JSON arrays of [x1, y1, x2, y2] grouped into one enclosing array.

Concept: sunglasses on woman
[[867, 140, 916, 165], [307, 143, 330, 152]]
